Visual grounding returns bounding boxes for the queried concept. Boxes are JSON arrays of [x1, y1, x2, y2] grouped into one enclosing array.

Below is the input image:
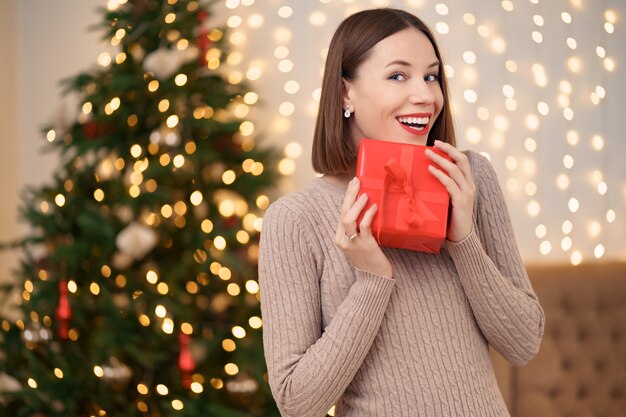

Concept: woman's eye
[[425, 74, 439, 82], [389, 73, 406, 81]]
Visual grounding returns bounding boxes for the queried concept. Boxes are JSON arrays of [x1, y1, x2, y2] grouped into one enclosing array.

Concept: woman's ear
[[342, 77, 353, 110]]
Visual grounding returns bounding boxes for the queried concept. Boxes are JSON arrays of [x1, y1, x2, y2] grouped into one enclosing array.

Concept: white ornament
[[101, 357, 132, 386], [129, 45, 145, 62], [143, 46, 199, 80], [115, 222, 158, 260], [149, 125, 181, 147], [114, 205, 134, 224], [84, 149, 97, 166], [184, 45, 200, 62], [0, 372, 21, 392], [21, 322, 53, 344], [28, 243, 49, 261], [226, 374, 259, 394]]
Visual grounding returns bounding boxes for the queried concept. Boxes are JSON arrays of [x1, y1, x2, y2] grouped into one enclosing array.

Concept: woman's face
[[343, 28, 444, 147]]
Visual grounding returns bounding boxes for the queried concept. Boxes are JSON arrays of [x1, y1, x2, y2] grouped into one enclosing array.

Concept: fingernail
[[351, 177, 359, 186], [359, 193, 368, 200]]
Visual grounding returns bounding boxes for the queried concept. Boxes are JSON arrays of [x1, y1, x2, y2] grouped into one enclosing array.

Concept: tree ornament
[[197, 11, 212, 66], [128, 43, 146, 62], [0, 372, 21, 393], [149, 125, 181, 147], [225, 373, 259, 407], [20, 322, 53, 346], [113, 205, 134, 224], [115, 222, 158, 261], [224, 216, 237, 228], [82, 121, 101, 138], [178, 333, 195, 389], [82, 120, 114, 139], [101, 357, 132, 388], [143, 47, 199, 80], [55, 280, 72, 340], [226, 373, 259, 395], [84, 149, 97, 166]]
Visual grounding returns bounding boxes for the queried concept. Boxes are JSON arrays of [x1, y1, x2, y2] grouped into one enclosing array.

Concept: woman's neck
[[321, 173, 353, 191]]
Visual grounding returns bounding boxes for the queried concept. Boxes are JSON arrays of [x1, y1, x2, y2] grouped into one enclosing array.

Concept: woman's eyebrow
[[385, 59, 411, 68], [384, 60, 440, 68]]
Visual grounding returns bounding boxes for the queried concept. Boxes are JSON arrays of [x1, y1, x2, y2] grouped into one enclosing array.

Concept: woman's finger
[[343, 192, 368, 226], [425, 148, 470, 193], [358, 203, 378, 238], [433, 140, 475, 185], [428, 164, 461, 198], [340, 177, 361, 217]]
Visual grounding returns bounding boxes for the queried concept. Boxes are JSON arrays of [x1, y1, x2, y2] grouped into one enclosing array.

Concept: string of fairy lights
[[218, 0, 623, 265]]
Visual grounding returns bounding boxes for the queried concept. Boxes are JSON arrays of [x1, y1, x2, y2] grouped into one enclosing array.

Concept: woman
[[259, 8, 544, 417]]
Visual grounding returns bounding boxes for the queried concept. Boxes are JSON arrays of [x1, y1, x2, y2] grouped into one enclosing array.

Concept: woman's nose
[[409, 80, 435, 105]]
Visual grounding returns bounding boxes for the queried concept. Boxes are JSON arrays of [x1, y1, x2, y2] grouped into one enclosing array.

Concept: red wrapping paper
[[356, 138, 451, 253]]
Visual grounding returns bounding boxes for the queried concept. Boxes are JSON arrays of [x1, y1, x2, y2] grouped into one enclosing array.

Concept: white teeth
[[398, 116, 430, 125]]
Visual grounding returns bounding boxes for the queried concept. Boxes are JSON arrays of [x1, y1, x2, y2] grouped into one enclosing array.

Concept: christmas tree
[[0, 0, 280, 415]]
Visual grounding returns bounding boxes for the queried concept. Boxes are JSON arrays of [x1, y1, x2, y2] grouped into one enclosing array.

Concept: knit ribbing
[[258, 151, 544, 417]]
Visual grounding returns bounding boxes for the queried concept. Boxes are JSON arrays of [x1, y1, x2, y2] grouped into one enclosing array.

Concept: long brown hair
[[312, 8, 456, 176]]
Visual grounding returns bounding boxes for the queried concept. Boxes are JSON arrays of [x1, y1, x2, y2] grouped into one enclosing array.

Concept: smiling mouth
[[396, 115, 430, 131]]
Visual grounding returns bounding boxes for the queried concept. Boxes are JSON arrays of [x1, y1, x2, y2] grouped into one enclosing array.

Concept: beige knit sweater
[[258, 151, 544, 417]]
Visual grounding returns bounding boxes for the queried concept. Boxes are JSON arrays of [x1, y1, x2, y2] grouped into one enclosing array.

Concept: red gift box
[[356, 138, 451, 253]]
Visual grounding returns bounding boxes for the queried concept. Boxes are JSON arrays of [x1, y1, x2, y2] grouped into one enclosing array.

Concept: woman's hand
[[425, 140, 476, 243], [334, 177, 393, 278]]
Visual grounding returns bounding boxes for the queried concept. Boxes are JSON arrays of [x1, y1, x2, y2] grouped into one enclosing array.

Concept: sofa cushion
[[510, 262, 626, 417]]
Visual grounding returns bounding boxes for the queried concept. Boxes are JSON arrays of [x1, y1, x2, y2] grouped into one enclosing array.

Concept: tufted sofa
[[491, 262, 626, 417]]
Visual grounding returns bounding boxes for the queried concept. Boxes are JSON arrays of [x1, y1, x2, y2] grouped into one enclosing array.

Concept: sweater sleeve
[[258, 200, 396, 417], [444, 152, 545, 366]]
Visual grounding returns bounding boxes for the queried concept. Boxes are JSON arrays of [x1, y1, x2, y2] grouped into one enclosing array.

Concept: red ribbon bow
[[375, 159, 437, 242]]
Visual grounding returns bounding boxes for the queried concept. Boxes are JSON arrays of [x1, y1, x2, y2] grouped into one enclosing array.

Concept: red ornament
[[197, 11, 212, 66], [178, 333, 195, 389], [224, 216, 237, 228], [198, 11, 210, 66], [82, 121, 101, 138], [55, 280, 72, 340]]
